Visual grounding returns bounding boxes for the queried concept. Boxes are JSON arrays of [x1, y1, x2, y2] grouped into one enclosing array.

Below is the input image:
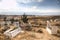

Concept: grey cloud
[[17, 0, 43, 3]]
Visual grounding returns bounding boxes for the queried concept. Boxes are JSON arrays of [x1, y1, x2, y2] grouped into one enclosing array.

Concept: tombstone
[[4, 21, 22, 38], [4, 28, 22, 38], [13, 21, 20, 27], [46, 21, 58, 34]]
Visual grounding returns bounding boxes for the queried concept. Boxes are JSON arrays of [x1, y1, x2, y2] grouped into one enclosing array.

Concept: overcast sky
[[0, 0, 60, 15]]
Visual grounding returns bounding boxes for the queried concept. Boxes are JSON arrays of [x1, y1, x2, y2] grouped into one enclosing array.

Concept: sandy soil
[[11, 28, 60, 40]]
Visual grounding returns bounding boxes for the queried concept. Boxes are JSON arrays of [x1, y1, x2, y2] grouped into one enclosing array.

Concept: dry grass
[[0, 16, 60, 40], [11, 28, 60, 40]]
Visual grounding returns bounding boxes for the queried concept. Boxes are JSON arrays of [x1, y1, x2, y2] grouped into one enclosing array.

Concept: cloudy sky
[[0, 0, 60, 15]]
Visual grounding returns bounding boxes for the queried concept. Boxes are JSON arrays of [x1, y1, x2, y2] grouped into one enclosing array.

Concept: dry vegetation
[[0, 15, 60, 40], [11, 28, 60, 40]]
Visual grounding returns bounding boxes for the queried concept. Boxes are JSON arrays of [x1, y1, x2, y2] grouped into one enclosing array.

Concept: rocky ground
[[0, 16, 60, 40], [0, 23, 60, 40], [11, 28, 60, 40]]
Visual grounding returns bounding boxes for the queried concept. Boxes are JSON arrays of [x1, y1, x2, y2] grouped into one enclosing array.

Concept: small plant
[[4, 17, 6, 21], [22, 13, 28, 23], [37, 29, 43, 33], [10, 18, 14, 23], [30, 33, 36, 38], [25, 25, 32, 31]]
